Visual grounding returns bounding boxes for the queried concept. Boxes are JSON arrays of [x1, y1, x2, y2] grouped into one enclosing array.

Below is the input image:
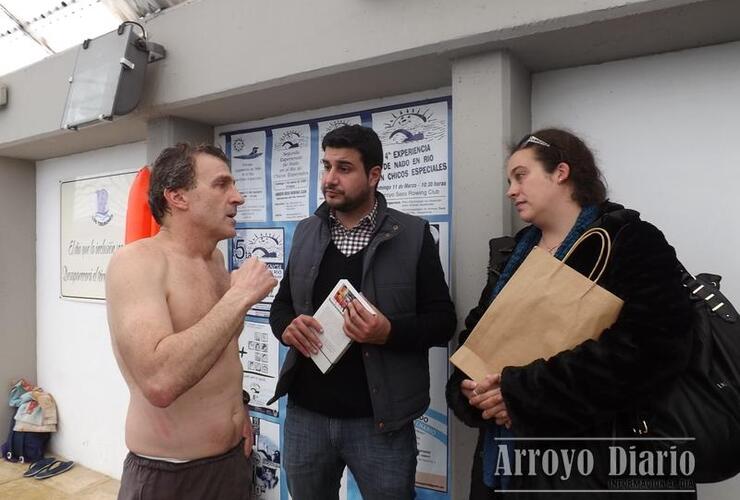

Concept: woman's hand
[[460, 374, 512, 428]]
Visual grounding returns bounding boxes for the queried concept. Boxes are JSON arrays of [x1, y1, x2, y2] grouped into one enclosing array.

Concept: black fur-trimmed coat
[[446, 202, 695, 499]]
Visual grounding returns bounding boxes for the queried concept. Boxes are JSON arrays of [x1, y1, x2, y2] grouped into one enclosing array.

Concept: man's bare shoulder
[[107, 238, 168, 290], [110, 238, 167, 267]]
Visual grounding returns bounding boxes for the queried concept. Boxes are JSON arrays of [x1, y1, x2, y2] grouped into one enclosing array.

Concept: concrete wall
[[532, 40, 740, 500], [35, 142, 146, 479], [3, 0, 726, 160], [449, 51, 530, 499], [0, 158, 36, 429]]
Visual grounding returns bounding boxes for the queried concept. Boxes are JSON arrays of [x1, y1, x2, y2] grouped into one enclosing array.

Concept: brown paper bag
[[450, 228, 624, 382]]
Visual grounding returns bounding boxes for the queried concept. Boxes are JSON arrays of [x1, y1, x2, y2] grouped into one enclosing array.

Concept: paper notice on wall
[[231, 131, 267, 222], [231, 227, 285, 318], [60, 171, 135, 300], [271, 124, 311, 220], [241, 321, 280, 417], [316, 116, 363, 206], [414, 346, 449, 492], [372, 101, 449, 216], [252, 418, 281, 500]]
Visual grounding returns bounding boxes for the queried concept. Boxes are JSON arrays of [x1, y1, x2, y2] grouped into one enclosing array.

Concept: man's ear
[[368, 165, 382, 189], [164, 188, 188, 212]]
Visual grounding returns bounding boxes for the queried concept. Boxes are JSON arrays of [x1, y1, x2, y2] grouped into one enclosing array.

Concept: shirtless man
[[106, 143, 276, 500]]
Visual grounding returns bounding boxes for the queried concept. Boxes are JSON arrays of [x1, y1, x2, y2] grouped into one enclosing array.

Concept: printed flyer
[[230, 131, 267, 222], [271, 124, 311, 221], [372, 101, 449, 216]]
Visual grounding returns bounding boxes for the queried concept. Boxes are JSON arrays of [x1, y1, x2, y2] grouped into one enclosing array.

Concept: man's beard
[[322, 185, 371, 213]]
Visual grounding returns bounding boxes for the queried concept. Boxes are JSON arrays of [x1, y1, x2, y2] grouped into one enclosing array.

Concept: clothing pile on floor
[[2, 379, 74, 479], [9, 378, 57, 432]]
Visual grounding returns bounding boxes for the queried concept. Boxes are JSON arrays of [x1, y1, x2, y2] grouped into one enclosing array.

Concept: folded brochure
[[311, 279, 375, 373]]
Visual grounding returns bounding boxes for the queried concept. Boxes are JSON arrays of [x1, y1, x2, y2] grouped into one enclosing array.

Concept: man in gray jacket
[[268, 124, 456, 499]]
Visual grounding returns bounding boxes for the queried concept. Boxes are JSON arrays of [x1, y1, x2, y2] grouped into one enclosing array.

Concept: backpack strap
[[682, 270, 738, 323]]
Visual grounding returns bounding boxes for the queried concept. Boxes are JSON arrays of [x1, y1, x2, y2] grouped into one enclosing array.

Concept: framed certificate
[[60, 170, 136, 300]]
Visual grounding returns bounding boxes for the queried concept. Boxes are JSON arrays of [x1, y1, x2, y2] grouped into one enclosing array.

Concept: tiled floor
[[0, 457, 119, 499]]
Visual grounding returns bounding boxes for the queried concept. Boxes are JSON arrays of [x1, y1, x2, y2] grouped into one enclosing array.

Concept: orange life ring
[[125, 166, 160, 244]]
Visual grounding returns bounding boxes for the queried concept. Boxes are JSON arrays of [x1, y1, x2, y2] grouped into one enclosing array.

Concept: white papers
[[414, 346, 449, 491], [271, 124, 311, 221], [311, 279, 374, 373], [231, 227, 285, 319], [240, 321, 280, 417], [372, 101, 449, 216], [231, 131, 267, 222]]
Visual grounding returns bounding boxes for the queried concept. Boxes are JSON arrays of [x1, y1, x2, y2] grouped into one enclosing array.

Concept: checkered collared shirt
[[329, 200, 378, 256]]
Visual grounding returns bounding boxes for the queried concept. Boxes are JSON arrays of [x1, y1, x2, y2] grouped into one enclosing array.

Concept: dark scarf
[[482, 205, 599, 489]]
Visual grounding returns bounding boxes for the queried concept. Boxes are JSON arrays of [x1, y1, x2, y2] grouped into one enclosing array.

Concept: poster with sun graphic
[[316, 116, 363, 206], [230, 131, 268, 222], [271, 124, 311, 220], [231, 227, 285, 318], [372, 101, 449, 216]]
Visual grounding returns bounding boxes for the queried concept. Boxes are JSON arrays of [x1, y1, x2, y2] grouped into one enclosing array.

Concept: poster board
[[60, 170, 137, 300], [223, 96, 452, 499]]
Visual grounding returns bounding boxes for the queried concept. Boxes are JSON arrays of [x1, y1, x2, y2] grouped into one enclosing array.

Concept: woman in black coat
[[446, 128, 695, 498]]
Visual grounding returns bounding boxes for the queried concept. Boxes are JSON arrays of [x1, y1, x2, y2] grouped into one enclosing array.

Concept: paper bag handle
[[562, 227, 612, 283]]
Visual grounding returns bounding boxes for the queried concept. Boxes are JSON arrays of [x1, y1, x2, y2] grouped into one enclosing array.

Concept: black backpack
[[1, 418, 50, 463], [639, 269, 740, 483]]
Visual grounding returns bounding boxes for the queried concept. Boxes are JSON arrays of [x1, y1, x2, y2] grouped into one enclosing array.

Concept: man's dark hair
[[149, 143, 229, 224], [511, 128, 607, 206], [321, 124, 383, 174]]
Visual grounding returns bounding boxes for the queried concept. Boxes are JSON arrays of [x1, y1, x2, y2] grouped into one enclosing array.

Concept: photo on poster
[[271, 124, 311, 221], [240, 322, 279, 417], [230, 131, 267, 222], [316, 116, 363, 206], [372, 101, 449, 216], [251, 418, 281, 500]]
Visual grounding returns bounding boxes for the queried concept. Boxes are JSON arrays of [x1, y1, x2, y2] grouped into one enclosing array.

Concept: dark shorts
[[118, 440, 253, 500]]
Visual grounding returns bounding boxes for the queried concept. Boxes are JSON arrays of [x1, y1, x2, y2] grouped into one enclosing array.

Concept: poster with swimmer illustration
[[372, 101, 449, 216], [230, 131, 267, 222], [271, 124, 311, 221]]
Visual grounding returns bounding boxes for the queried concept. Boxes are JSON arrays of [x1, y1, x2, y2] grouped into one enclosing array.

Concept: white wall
[[36, 141, 146, 479], [532, 41, 740, 304], [532, 41, 740, 499]]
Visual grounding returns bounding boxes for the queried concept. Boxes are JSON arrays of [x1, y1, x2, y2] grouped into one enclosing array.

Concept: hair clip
[[523, 135, 551, 148]]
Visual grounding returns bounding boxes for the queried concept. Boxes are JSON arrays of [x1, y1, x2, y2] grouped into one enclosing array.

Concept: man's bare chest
[[165, 259, 230, 331]]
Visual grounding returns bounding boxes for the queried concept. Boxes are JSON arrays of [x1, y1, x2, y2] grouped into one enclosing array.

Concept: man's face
[[321, 147, 380, 213], [184, 153, 244, 239]]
